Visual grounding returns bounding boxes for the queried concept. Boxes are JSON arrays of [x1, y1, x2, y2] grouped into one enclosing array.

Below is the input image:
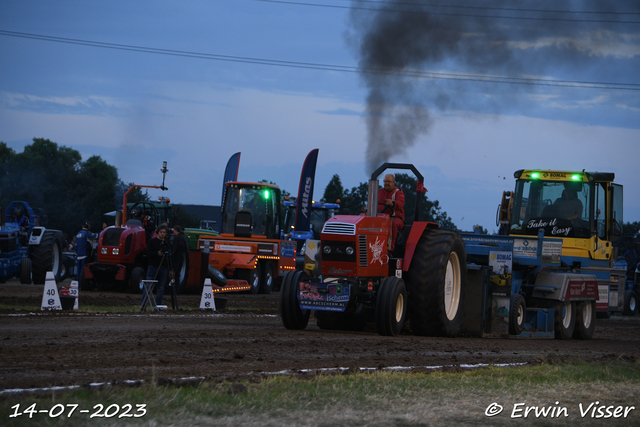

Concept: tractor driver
[[378, 174, 405, 251], [13, 207, 30, 232], [553, 187, 583, 221]]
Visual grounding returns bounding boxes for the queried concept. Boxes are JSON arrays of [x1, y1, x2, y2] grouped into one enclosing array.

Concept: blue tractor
[[0, 201, 64, 284], [282, 199, 340, 269]]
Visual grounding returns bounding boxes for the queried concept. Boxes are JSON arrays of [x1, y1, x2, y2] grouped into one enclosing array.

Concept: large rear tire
[[280, 270, 310, 330], [573, 300, 596, 340], [509, 294, 526, 336], [375, 276, 407, 336], [406, 229, 467, 337], [20, 258, 32, 284], [30, 231, 63, 284], [555, 301, 575, 340]]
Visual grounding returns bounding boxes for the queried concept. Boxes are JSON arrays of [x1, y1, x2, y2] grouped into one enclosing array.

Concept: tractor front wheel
[[375, 276, 407, 336], [280, 270, 310, 330], [20, 258, 32, 284]]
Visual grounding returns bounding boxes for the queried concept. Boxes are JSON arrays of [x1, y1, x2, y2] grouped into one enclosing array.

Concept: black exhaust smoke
[[347, 0, 639, 173]]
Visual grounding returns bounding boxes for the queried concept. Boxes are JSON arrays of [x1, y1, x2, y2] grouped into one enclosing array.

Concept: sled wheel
[[573, 301, 596, 340], [555, 301, 575, 340], [623, 290, 638, 316], [208, 265, 228, 287], [259, 260, 274, 294], [509, 294, 526, 335]]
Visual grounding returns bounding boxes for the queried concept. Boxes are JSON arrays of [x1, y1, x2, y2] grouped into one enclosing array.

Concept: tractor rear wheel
[[407, 229, 467, 337], [573, 301, 596, 340], [509, 294, 526, 335], [30, 231, 63, 284], [280, 270, 310, 330], [20, 258, 32, 284], [555, 301, 575, 340], [375, 276, 407, 336]]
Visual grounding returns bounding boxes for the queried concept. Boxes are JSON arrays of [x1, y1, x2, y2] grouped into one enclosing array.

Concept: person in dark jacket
[[75, 221, 98, 282], [171, 225, 189, 293], [142, 225, 172, 309]]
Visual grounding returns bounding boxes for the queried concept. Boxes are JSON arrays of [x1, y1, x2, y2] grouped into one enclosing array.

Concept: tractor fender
[[28, 227, 47, 245], [402, 221, 440, 272]]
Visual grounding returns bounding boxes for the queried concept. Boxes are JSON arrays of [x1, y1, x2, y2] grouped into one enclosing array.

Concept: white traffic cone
[[41, 271, 62, 310], [199, 278, 216, 311], [70, 280, 79, 310]]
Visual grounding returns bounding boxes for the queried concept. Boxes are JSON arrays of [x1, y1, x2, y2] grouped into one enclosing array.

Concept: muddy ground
[[1, 278, 639, 391]]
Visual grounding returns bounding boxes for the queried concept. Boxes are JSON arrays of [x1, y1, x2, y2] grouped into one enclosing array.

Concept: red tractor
[[83, 163, 172, 291], [280, 163, 468, 337]]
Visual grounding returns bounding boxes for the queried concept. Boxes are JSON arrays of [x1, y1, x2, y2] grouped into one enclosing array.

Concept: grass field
[[2, 360, 639, 426]]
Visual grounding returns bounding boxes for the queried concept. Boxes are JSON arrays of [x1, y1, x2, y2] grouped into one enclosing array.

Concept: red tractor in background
[[281, 163, 468, 337], [83, 163, 174, 292]]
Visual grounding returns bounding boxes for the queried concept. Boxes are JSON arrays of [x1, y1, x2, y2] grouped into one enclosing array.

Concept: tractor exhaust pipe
[[367, 179, 379, 217]]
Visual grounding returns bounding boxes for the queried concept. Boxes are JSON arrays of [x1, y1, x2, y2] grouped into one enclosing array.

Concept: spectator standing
[[75, 221, 97, 282], [142, 225, 172, 309]]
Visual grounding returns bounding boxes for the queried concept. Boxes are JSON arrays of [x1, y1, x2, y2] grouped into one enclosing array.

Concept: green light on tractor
[[263, 189, 270, 200], [571, 174, 581, 181], [531, 173, 539, 179]]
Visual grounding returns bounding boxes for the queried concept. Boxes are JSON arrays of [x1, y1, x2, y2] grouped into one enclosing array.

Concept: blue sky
[[1, 1, 639, 232]]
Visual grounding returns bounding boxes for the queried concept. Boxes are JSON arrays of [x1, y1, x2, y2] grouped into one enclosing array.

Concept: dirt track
[[1, 279, 639, 391]]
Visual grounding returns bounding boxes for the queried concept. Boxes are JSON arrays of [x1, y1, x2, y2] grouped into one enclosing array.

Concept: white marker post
[[69, 280, 79, 310], [41, 271, 62, 310], [199, 278, 216, 311]]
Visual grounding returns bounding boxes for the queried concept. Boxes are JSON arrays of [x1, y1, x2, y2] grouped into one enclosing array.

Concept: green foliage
[[623, 221, 640, 238], [0, 138, 146, 240], [322, 174, 344, 205], [173, 204, 201, 229]]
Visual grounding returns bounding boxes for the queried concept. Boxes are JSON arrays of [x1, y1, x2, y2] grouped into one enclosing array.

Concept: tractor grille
[[358, 235, 368, 266], [103, 228, 125, 246], [0, 233, 18, 253], [322, 222, 356, 236]]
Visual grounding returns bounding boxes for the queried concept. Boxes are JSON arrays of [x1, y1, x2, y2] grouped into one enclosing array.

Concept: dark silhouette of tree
[[322, 174, 344, 205]]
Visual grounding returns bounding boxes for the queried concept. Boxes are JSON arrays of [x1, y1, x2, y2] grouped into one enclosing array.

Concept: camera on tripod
[[160, 238, 172, 255]]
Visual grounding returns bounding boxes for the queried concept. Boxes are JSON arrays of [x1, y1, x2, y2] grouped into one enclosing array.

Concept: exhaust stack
[[368, 179, 379, 217]]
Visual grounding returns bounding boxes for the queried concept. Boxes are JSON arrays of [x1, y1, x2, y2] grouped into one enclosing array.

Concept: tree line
[[0, 138, 182, 242]]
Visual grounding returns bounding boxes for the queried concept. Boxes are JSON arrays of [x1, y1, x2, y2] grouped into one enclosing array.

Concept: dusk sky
[[1, 1, 638, 232]]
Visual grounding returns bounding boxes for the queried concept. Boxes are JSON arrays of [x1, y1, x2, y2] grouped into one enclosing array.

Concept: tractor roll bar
[[368, 163, 425, 222]]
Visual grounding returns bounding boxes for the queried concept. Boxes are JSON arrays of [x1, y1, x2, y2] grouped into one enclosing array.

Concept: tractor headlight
[[323, 245, 332, 254], [346, 246, 354, 255], [101, 247, 107, 254], [112, 248, 119, 255]]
